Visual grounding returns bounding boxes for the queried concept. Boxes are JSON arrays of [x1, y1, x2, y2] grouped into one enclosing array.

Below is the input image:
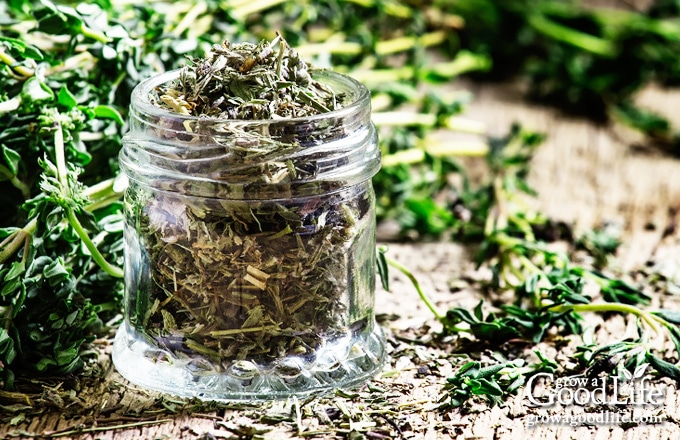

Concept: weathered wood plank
[[4, 80, 680, 439]]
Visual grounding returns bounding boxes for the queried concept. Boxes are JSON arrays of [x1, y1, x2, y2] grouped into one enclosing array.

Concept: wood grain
[[3, 80, 680, 440]]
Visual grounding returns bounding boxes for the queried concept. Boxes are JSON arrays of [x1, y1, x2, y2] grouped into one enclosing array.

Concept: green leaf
[[452, 361, 480, 379], [21, 77, 54, 105], [653, 309, 680, 325], [93, 105, 124, 125], [376, 246, 390, 291], [65, 310, 79, 326], [57, 86, 78, 109], [601, 278, 650, 305], [446, 307, 476, 325], [473, 300, 484, 320], [34, 0, 83, 36], [646, 353, 680, 381], [2, 146, 21, 176], [519, 274, 540, 300], [43, 259, 70, 286], [534, 350, 558, 371], [470, 321, 521, 343], [666, 325, 680, 354], [449, 396, 466, 407], [0, 37, 44, 61], [404, 198, 454, 235], [35, 356, 56, 372], [0, 328, 17, 365], [56, 347, 78, 365], [21, 43, 44, 61], [469, 377, 503, 396], [0, 276, 22, 298], [476, 362, 508, 379], [229, 78, 253, 101], [4, 260, 26, 282], [613, 102, 671, 138], [506, 375, 525, 393]]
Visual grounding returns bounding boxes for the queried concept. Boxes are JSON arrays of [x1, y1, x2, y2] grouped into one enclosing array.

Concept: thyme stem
[[0, 217, 36, 265], [527, 14, 617, 57], [79, 24, 111, 44], [0, 164, 31, 199], [0, 48, 34, 77], [549, 303, 665, 334], [384, 255, 445, 322], [53, 121, 124, 279], [0, 176, 121, 266]]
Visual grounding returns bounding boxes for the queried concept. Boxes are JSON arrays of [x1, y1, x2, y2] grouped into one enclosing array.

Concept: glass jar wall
[[112, 69, 385, 400]]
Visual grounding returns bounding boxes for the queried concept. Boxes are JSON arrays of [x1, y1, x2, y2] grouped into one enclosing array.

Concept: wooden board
[[3, 81, 680, 440]]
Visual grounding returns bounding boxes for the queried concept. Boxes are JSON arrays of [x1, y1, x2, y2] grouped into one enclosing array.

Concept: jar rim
[[130, 68, 372, 124], [122, 68, 380, 199]]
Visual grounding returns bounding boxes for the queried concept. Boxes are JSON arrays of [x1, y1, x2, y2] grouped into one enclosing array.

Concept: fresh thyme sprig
[[444, 351, 558, 408], [384, 125, 680, 407]]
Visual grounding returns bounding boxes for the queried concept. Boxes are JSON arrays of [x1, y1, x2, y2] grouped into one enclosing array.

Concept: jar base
[[112, 322, 386, 401]]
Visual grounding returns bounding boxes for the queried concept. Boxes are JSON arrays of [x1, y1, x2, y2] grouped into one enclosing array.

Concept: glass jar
[[112, 69, 385, 400]]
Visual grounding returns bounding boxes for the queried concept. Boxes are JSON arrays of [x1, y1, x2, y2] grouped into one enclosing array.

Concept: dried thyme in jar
[[113, 37, 385, 400]]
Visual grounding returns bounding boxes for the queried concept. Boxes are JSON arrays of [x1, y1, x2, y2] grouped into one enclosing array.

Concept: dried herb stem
[[351, 0, 411, 16], [297, 31, 448, 58], [375, 31, 448, 55], [45, 52, 97, 77], [209, 324, 281, 337], [169, 1, 208, 37], [372, 112, 437, 127], [381, 140, 489, 167], [24, 419, 174, 438], [0, 388, 32, 405], [0, 226, 32, 265]]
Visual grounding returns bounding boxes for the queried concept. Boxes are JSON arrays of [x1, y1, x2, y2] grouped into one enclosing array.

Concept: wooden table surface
[[3, 79, 680, 439]]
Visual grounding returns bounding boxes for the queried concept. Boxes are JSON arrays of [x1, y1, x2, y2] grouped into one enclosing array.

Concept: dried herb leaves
[[155, 36, 341, 119], [135, 188, 373, 367]]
